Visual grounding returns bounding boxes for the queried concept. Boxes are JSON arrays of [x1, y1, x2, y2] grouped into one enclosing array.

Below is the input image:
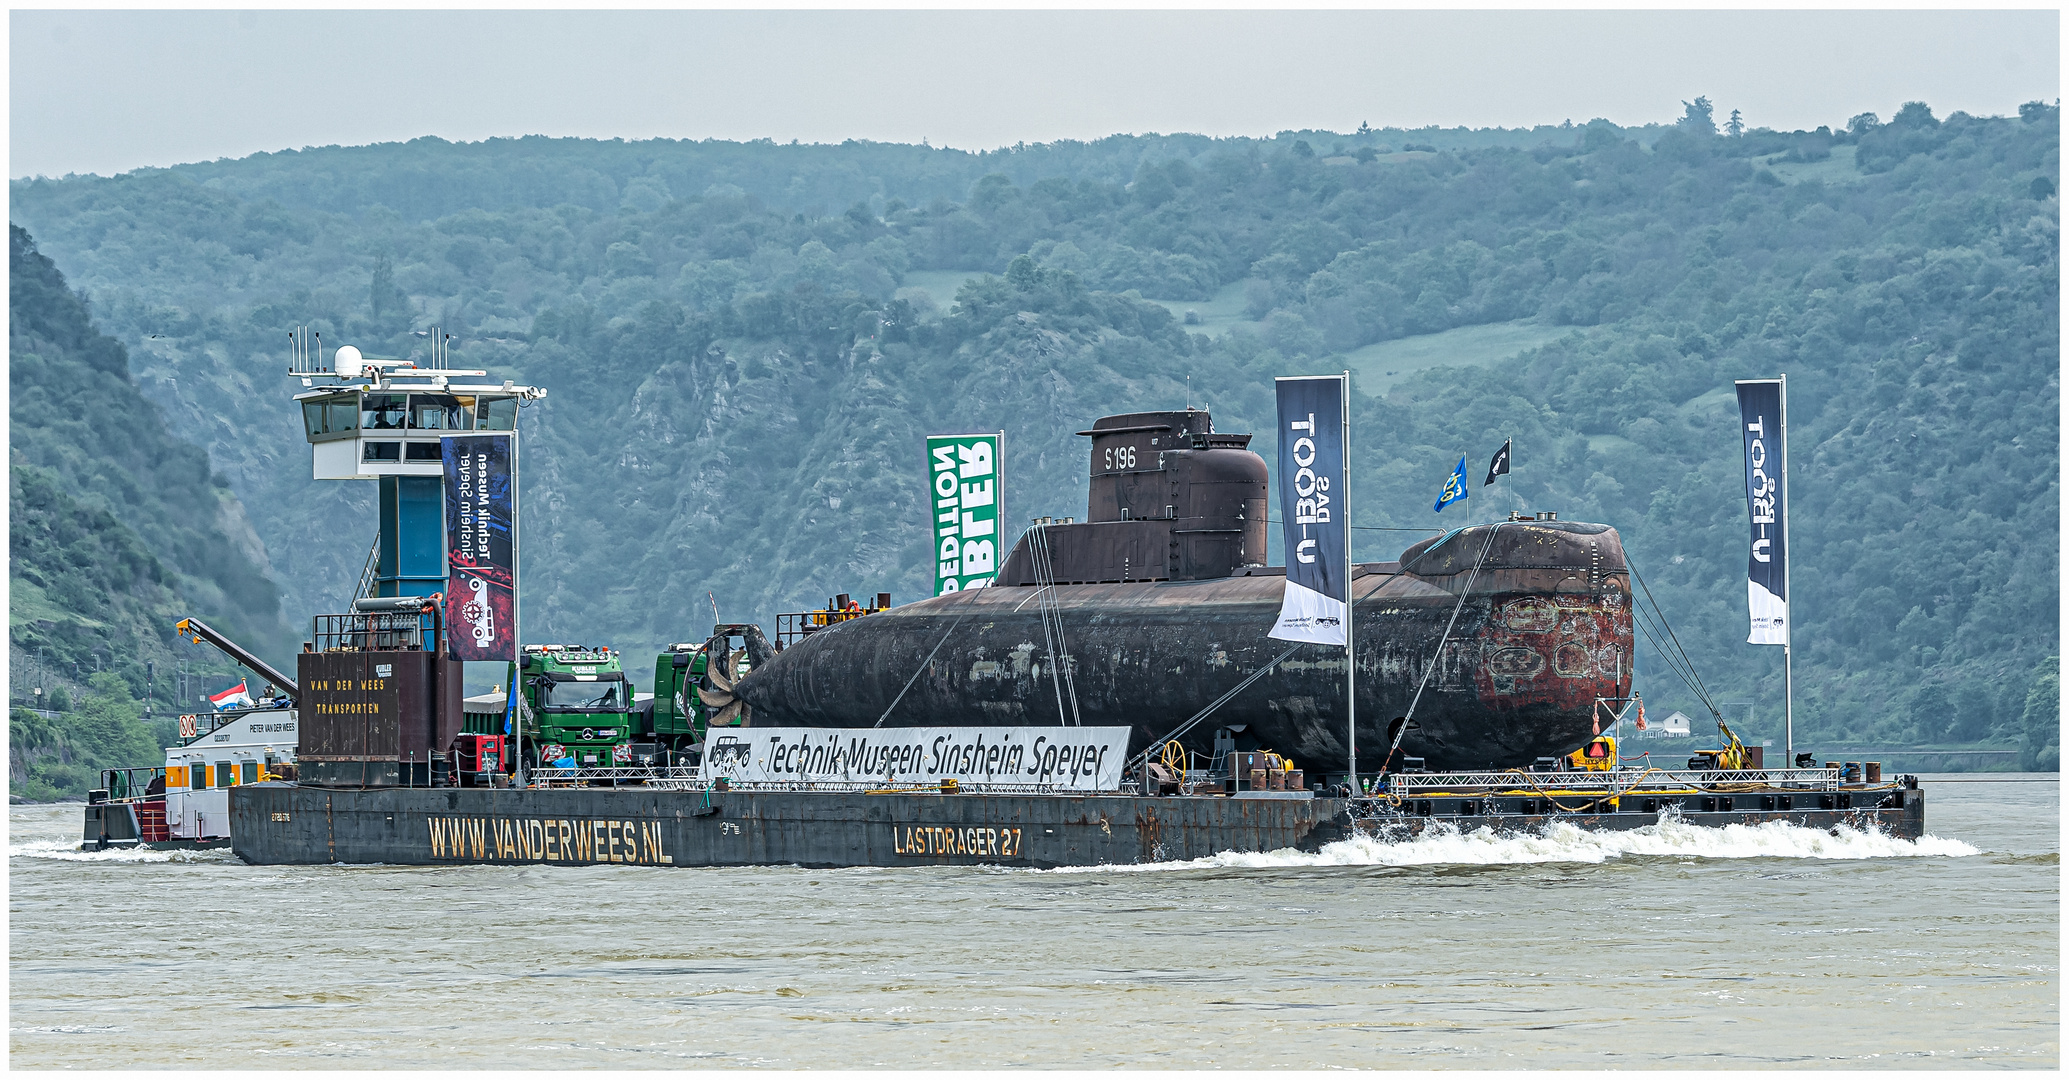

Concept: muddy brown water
[[9, 776, 2056, 1068]]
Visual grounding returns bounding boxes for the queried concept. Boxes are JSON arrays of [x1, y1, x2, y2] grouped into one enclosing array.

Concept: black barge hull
[[230, 783, 1925, 868]]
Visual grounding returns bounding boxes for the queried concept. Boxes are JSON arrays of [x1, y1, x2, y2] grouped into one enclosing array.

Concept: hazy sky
[[10, 9, 2060, 179]]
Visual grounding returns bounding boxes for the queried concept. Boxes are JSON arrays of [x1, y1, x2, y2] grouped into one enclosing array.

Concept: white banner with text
[[699, 726, 1131, 791]]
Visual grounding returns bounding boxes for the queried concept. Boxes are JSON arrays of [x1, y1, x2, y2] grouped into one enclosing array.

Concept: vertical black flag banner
[[442, 433, 517, 662], [1484, 440, 1511, 486], [1269, 375, 1348, 645], [1735, 380, 1787, 646]]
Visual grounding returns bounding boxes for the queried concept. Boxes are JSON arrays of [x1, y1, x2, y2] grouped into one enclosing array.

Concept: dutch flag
[[209, 681, 253, 711]]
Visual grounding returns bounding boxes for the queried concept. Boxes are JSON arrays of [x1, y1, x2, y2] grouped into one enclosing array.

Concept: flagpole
[[512, 430, 525, 789], [1343, 369, 1356, 797], [1779, 374, 1793, 764]]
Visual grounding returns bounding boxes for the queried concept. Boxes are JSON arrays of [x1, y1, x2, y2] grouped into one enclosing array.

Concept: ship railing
[[1384, 767, 1849, 795], [775, 610, 866, 646], [93, 766, 168, 803], [310, 610, 437, 652], [527, 766, 691, 786], [348, 534, 381, 609], [644, 777, 1125, 796]]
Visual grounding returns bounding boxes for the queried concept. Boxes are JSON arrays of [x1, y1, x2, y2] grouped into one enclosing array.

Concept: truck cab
[[515, 644, 636, 768]]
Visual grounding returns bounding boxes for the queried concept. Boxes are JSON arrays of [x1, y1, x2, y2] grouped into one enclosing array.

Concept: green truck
[[470, 625, 775, 771], [646, 623, 768, 761], [513, 644, 640, 769]]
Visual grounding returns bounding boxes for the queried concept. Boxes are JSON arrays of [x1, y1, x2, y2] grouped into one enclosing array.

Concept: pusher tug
[[82, 618, 299, 850]]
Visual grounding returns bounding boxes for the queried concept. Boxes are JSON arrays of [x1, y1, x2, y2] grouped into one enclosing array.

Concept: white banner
[[699, 727, 1132, 791], [1269, 579, 1347, 646], [1748, 579, 1789, 646]]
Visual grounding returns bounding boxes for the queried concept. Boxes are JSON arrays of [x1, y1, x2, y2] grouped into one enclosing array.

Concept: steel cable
[[1625, 559, 1723, 720], [872, 590, 984, 728], [1128, 642, 1306, 773], [1026, 523, 1084, 726]]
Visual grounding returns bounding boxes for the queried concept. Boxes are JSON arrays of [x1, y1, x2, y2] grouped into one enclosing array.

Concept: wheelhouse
[[297, 388, 526, 479]]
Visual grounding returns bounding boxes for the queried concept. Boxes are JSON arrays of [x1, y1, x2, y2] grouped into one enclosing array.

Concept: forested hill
[[9, 100, 2058, 764], [10, 226, 294, 796]]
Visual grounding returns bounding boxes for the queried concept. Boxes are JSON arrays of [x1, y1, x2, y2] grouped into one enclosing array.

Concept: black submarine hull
[[739, 520, 1635, 773]]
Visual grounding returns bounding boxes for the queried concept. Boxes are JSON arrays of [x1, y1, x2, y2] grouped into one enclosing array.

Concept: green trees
[[6, 102, 2057, 762], [2019, 657, 2059, 771], [1679, 96, 1718, 136], [10, 673, 161, 802], [9, 226, 284, 798]]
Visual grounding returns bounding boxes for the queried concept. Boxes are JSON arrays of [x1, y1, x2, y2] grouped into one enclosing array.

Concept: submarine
[[737, 409, 1635, 773]]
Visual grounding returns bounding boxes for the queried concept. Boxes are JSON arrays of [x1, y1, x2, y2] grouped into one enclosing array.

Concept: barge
[[117, 334, 1932, 867], [229, 764, 1924, 868]]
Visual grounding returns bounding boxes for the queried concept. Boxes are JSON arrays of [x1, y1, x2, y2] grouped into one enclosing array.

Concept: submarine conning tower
[[994, 409, 1269, 585]]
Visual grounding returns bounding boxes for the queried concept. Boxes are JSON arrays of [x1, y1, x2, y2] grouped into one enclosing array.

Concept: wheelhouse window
[[475, 396, 519, 431], [361, 394, 408, 430], [302, 393, 360, 437], [409, 394, 472, 430]]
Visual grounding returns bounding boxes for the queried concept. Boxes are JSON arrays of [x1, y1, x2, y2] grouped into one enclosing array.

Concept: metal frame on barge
[[229, 764, 1923, 869]]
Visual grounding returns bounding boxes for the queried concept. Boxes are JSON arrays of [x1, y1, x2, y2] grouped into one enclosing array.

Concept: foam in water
[[1054, 817, 1980, 873], [9, 839, 232, 864]]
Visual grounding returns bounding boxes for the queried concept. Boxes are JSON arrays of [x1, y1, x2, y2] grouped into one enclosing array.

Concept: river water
[[9, 776, 2057, 1069]]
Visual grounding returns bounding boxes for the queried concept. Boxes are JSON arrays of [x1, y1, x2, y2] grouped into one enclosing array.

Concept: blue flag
[[1434, 456, 1470, 512]]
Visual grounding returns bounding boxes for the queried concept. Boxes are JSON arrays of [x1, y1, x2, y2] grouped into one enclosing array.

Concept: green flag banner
[[927, 432, 1004, 594]]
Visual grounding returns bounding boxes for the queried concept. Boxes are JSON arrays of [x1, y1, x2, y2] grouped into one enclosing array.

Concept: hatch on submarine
[[735, 409, 1634, 775]]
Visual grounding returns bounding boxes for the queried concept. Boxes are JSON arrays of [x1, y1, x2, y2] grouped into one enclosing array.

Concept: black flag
[[1484, 440, 1511, 486]]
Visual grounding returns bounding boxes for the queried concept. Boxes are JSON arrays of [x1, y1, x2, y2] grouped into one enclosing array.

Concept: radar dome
[[334, 345, 364, 378]]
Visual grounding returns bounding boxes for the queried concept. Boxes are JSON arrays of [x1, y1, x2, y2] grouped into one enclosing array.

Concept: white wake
[[1057, 817, 1979, 873], [9, 839, 232, 863]]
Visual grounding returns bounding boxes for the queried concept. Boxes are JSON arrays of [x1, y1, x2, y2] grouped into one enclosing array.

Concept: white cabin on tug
[[81, 615, 302, 849], [83, 703, 299, 849]]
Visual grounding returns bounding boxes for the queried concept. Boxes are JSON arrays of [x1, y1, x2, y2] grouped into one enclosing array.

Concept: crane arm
[[175, 616, 298, 700]]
